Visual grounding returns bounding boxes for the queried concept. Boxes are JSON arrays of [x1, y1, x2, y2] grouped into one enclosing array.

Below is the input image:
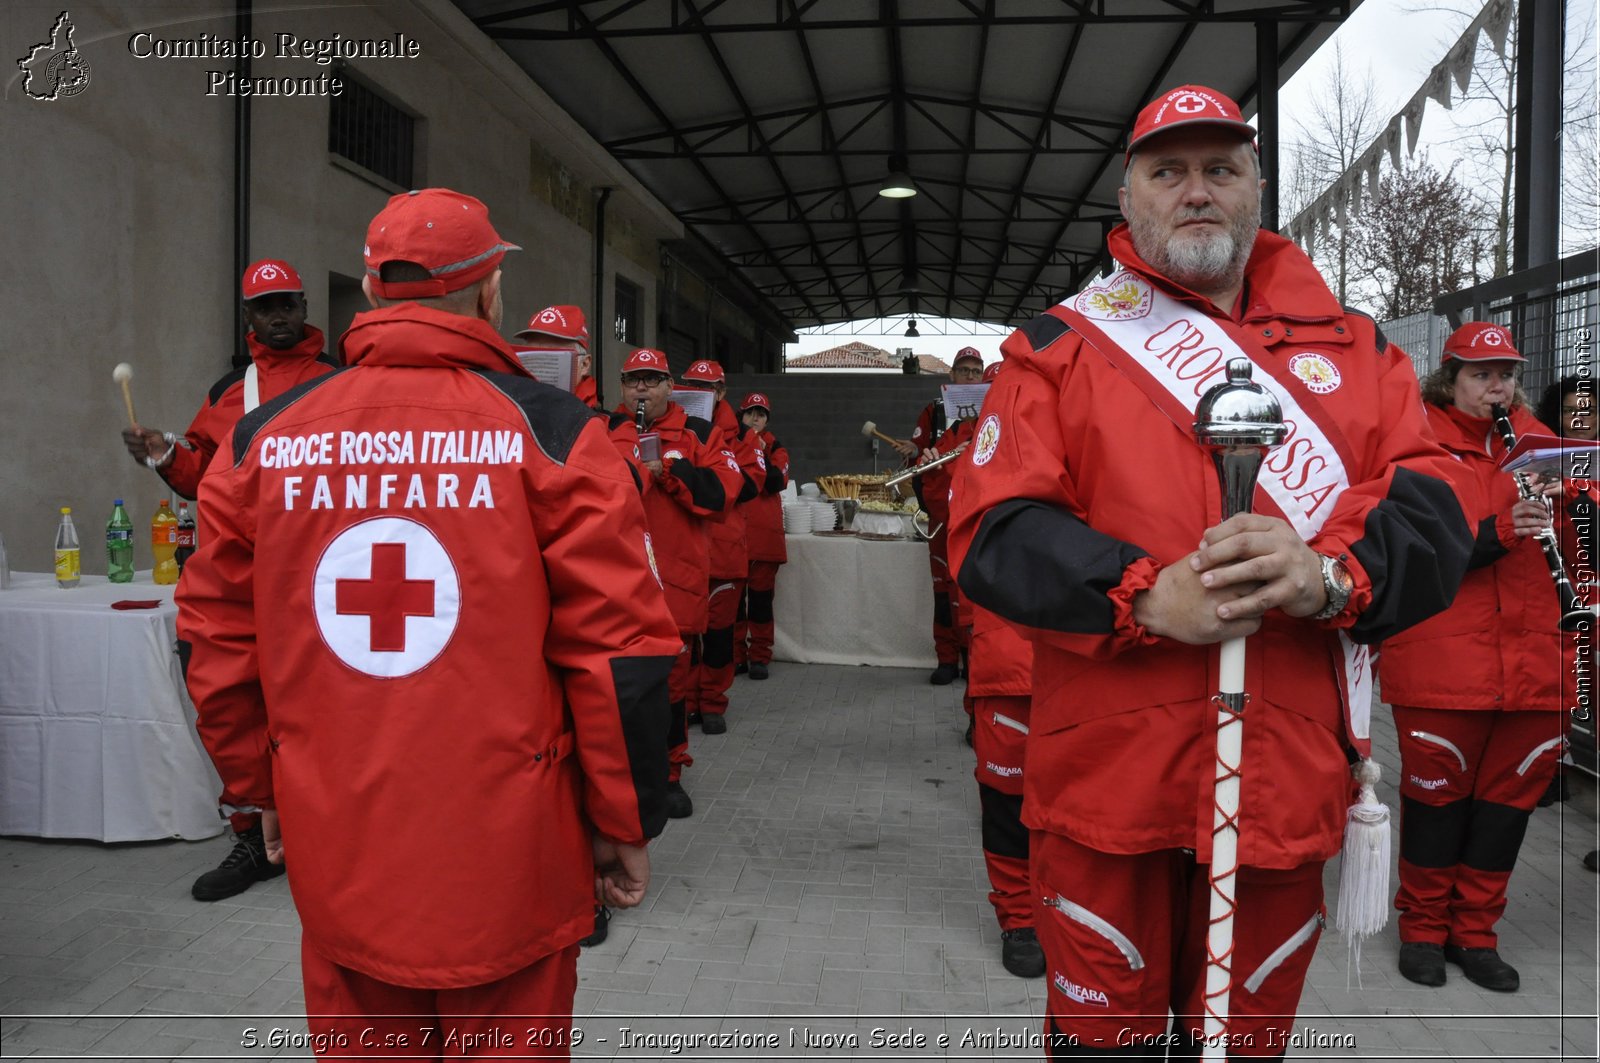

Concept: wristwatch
[[1313, 553, 1354, 621]]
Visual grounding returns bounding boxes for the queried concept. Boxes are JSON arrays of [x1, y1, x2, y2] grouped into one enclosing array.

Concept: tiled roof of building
[[787, 341, 951, 375]]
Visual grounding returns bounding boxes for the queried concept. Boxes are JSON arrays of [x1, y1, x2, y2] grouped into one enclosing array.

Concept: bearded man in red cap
[[893, 346, 984, 684], [515, 304, 598, 409], [608, 350, 742, 816], [679, 359, 762, 731], [177, 188, 680, 1054], [949, 86, 1476, 1056], [120, 257, 338, 903]]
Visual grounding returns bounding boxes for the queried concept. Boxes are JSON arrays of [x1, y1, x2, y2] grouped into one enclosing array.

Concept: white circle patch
[[313, 516, 460, 678], [1287, 352, 1342, 394], [971, 414, 1003, 467]]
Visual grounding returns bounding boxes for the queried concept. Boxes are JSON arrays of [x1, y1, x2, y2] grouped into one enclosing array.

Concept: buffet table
[[0, 573, 224, 841], [772, 533, 937, 668]]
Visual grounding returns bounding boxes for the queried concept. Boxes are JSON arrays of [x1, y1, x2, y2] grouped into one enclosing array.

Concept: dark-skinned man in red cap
[[177, 188, 679, 1054]]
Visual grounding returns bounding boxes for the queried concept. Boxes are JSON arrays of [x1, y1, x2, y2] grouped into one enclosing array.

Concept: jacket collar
[[338, 304, 529, 375], [246, 325, 327, 367]]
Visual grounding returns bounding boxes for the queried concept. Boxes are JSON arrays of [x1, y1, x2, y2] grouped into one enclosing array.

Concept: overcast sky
[[786, 0, 1596, 366]]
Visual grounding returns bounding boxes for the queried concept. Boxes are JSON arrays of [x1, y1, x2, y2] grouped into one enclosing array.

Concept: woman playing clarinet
[[1384, 323, 1566, 994]]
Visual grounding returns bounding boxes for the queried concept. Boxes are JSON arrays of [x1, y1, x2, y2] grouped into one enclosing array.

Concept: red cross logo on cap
[[253, 264, 282, 282], [314, 517, 460, 678], [1173, 92, 1207, 114], [538, 309, 562, 325], [1481, 329, 1505, 346]]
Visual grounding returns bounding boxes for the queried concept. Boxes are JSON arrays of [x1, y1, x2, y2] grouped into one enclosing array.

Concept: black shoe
[[748, 662, 769, 681], [1585, 850, 1599, 873], [1538, 773, 1569, 807], [701, 714, 727, 735], [1001, 927, 1045, 978], [579, 906, 610, 948], [1397, 941, 1446, 987], [929, 662, 959, 685], [963, 718, 974, 748], [686, 709, 703, 726], [734, 662, 749, 676], [664, 781, 694, 819], [191, 825, 285, 902], [1444, 945, 1519, 992]]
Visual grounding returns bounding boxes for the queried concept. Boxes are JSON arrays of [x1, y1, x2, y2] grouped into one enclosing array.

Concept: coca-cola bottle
[[174, 501, 197, 572]]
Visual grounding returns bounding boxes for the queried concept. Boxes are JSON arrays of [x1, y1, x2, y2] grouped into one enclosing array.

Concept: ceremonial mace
[[1191, 358, 1286, 1059]]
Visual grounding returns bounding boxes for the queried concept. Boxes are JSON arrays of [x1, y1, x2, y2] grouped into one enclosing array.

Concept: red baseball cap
[[1126, 85, 1256, 163], [363, 189, 520, 299], [953, 347, 983, 368], [241, 259, 303, 301], [621, 348, 671, 375], [515, 305, 588, 349], [682, 360, 726, 384], [982, 362, 1001, 382], [1442, 322, 1523, 363], [740, 392, 772, 413]]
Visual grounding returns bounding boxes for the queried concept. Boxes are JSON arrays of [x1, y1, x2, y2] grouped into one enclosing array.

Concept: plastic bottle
[[152, 499, 179, 586], [174, 501, 196, 573], [106, 499, 134, 583], [54, 507, 81, 588]]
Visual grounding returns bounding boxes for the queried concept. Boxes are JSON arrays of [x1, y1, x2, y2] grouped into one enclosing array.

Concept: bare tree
[[1347, 157, 1490, 318]]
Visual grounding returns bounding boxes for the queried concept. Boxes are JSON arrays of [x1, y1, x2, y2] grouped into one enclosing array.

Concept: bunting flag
[[1366, 149, 1384, 202], [1448, 40, 1475, 93], [1384, 120, 1403, 170], [1485, 0, 1513, 57], [1404, 98, 1426, 155]]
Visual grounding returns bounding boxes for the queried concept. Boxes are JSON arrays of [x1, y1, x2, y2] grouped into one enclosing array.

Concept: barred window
[[615, 277, 641, 346], [329, 77, 415, 189]]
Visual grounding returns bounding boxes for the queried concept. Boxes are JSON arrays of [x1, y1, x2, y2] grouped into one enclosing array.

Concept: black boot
[[191, 824, 286, 901], [1444, 945, 1519, 992], [579, 906, 610, 947], [664, 781, 694, 819], [1397, 941, 1446, 986], [1000, 927, 1045, 978], [929, 662, 959, 685]]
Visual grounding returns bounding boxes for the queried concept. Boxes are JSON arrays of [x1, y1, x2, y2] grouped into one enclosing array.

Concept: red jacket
[[743, 429, 792, 563], [1379, 403, 1564, 713], [948, 226, 1474, 868], [707, 400, 763, 579], [609, 401, 740, 632], [176, 304, 680, 988], [908, 400, 954, 521], [160, 328, 338, 499], [575, 375, 599, 409]]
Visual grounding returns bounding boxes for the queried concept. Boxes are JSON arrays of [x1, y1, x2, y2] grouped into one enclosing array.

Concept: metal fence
[[1380, 248, 1600, 400]]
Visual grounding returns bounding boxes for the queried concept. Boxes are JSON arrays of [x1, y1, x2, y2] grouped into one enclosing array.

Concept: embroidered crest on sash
[[1072, 272, 1153, 321], [1288, 352, 1342, 394]]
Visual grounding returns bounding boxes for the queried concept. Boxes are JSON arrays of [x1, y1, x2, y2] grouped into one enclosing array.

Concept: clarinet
[[1490, 403, 1595, 632], [635, 398, 648, 434]]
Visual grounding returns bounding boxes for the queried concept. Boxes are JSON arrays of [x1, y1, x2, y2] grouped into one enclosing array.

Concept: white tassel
[[1336, 758, 1390, 987]]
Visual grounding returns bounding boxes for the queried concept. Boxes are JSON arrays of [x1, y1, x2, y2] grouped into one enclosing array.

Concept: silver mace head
[[1192, 358, 1287, 519]]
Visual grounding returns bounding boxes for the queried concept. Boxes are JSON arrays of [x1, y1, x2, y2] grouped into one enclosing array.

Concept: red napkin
[[110, 600, 162, 610]]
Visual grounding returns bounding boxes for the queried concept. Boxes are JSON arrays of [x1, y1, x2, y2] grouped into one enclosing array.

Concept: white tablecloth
[[0, 572, 224, 841], [773, 533, 937, 668]]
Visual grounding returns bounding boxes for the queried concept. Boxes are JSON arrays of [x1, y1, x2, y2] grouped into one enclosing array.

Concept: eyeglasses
[[621, 374, 671, 388]]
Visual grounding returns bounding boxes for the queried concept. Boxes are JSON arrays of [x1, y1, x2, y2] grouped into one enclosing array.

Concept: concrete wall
[[0, 0, 779, 574]]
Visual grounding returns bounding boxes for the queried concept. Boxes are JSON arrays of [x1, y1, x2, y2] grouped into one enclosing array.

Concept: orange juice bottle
[[152, 499, 179, 585]]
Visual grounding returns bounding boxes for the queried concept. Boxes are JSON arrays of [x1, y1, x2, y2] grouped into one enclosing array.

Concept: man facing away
[[177, 188, 680, 1056], [949, 86, 1474, 1058], [121, 258, 338, 902]]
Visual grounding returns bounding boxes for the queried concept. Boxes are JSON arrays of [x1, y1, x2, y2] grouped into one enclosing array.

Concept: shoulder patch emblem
[[1287, 351, 1342, 394], [971, 414, 1002, 467], [644, 532, 663, 588], [1073, 272, 1152, 321]]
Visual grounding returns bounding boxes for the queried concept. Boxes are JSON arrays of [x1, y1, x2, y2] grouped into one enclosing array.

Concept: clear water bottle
[[106, 499, 134, 583], [174, 501, 196, 573], [54, 507, 81, 588]]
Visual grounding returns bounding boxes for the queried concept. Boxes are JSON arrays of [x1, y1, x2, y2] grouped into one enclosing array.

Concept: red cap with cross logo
[[740, 392, 772, 413], [1442, 322, 1523, 363], [682, 360, 726, 384], [242, 259, 304, 301], [515, 305, 589, 349], [621, 348, 671, 375], [953, 347, 983, 368], [1126, 85, 1256, 164]]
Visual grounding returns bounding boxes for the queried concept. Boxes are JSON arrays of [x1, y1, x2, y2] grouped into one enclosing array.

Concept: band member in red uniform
[[120, 258, 338, 903], [680, 360, 761, 732], [178, 188, 680, 1056], [734, 393, 791, 678], [949, 86, 1473, 1057], [894, 347, 984, 684], [610, 349, 741, 817], [514, 304, 597, 409], [1383, 324, 1567, 993]]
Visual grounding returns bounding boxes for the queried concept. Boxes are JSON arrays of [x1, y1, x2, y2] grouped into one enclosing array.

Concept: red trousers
[[1393, 705, 1563, 948], [1033, 832, 1324, 1058], [667, 639, 695, 782], [736, 560, 779, 665], [974, 695, 1031, 930], [696, 579, 742, 718], [925, 524, 963, 665], [300, 939, 579, 1059]]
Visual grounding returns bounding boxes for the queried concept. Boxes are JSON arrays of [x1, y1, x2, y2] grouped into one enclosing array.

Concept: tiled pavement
[[1, 663, 1596, 1061]]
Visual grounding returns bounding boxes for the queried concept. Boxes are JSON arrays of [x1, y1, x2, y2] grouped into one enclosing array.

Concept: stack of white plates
[[810, 500, 838, 531], [782, 504, 813, 533]]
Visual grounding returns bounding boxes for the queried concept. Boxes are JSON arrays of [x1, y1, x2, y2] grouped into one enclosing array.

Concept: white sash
[[243, 364, 260, 413], [1058, 268, 1374, 746]]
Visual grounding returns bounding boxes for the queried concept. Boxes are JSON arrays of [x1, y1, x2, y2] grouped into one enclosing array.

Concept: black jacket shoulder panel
[[472, 370, 595, 467], [685, 415, 716, 445], [207, 366, 249, 406], [1342, 306, 1388, 354], [314, 352, 341, 370], [232, 369, 351, 466], [1019, 313, 1072, 352]]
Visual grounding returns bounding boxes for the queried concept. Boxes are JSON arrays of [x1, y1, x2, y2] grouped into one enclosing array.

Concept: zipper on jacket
[[1408, 730, 1468, 773], [1516, 737, 1565, 776], [1040, 893, 1145, 970], [992, 712, 1029, 735], [1243, 911, 1324, 994]]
